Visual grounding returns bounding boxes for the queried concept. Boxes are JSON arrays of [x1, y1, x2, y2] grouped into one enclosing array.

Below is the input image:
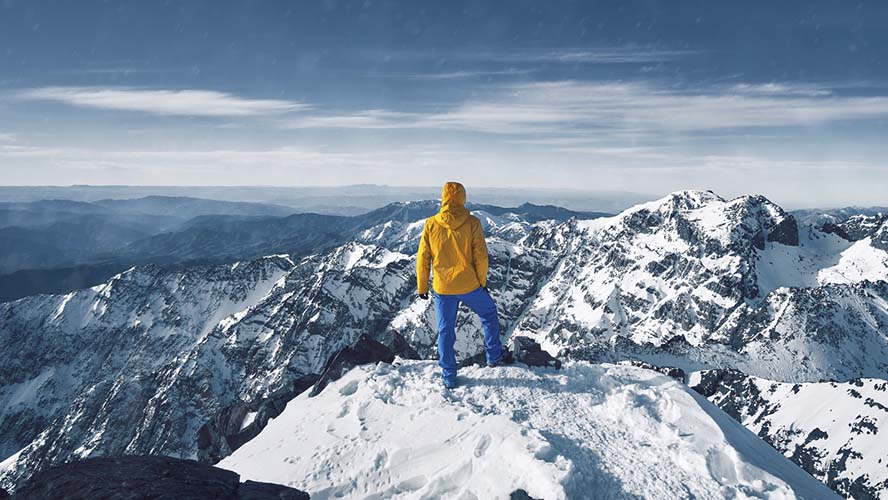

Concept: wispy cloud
[[18, 86, 309, 117], [504, 48, 699, 64], [729, 83, 832, 97], [0, 144, 495, 185], [360, 46, 699, 65], [378, 68, 537, 80], [281, 80, 888, 137]]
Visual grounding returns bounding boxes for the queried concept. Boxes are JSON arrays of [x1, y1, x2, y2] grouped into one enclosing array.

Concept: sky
[[1, 0, 887, 207]]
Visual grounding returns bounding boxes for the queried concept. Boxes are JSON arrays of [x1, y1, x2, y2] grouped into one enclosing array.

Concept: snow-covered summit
[[512, 190, 888, 382], [220, 360, 838, 500]]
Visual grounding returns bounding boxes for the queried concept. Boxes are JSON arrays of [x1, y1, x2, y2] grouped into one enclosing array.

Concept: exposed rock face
[[10, 456, 309, 500], [617, 360, 685, 382], [509, 336, 562, 369], [510, 489, 543, 500], [688, 369, 888, 500], [309, 334, 396, 397], [819, 213, 887, 242], [197, 374, 319, 464]]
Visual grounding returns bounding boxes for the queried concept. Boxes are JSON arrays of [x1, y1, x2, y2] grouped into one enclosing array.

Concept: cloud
[[380, 68, 537, 80], [729, 83, 832, 97], [360, 46, 698, 65], [508, 48, 699, 64], [287, 110, 420, 129], [18, 86, 308, 117], [280, 80, 888, 137]]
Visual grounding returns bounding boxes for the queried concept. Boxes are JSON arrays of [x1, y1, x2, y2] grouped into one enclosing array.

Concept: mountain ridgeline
[[0, 190, 886, 498], [0, 197, 603, 301]]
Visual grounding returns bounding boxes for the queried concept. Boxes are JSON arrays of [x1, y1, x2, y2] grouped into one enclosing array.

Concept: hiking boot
[[443, 377, 458, 389]]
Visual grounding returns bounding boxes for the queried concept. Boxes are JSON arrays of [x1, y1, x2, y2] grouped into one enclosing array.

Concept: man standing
[[417, 182, 504, 388]]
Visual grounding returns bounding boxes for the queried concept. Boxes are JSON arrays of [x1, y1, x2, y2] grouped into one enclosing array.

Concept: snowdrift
[[220, 361, 838, 499]]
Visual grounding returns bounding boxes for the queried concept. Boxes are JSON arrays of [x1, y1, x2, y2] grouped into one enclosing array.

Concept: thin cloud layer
[[18, 87, 308, 117], [283, 80, 888, 136]]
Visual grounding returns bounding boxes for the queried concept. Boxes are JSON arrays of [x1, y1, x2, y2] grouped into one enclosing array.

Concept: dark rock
[[459, 336, 563, 370], [510, 489, 542, 500], [198, 374, 320, 464], [10, 455, 309, 500], [510, 336, 562, 369], [767, 215, 800, 246], [309, 334, 395, 397], [621, 360, 686, 382], [239, 480, 310, 500], [819, 222, 852, 241], [458, 349, 514, 368]]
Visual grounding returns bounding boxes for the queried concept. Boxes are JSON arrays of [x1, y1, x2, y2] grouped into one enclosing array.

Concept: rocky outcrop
[[509, 336, 562, 369], [309, 334, 396, 397], [10, 456, 309, 499], [198, 374, 319, 464], [510, 489, 543, 500]]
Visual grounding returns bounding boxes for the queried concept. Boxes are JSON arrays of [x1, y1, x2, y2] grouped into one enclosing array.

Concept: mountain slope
[[219, 360, 839, 500], [510, 191, 888, 382], [690, 370, 888, 500]]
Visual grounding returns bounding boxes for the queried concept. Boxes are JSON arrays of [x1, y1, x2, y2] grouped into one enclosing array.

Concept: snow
[[818, 237, 888, 284], [220, 361, 837, 500], [240, 411, 258, 432], [1, 368, 55, 409], [694, 372, 888, 497]]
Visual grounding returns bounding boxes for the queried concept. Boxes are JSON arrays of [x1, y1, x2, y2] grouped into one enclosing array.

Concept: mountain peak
[[219, 360, 839, 500]]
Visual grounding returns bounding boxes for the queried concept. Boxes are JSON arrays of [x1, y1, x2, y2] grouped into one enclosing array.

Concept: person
[[416, 182, 504, 388]]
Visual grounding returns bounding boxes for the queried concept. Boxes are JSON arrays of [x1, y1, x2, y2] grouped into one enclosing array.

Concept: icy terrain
[[220, 360, 838, 500]]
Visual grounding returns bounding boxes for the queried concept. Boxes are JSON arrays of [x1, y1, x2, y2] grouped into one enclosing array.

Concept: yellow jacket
[[416, 182, 489, 295]]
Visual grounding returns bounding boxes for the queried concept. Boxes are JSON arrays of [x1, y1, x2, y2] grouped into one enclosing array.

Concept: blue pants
[[434, 287, 503, 382]]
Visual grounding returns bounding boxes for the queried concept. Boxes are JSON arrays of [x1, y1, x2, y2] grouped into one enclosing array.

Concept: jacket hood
[[435, 182, 470, 229]]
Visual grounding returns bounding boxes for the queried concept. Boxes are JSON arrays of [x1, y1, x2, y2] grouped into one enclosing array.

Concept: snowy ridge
[[220, 360, 838, 500], [690, 370, 888, 499]]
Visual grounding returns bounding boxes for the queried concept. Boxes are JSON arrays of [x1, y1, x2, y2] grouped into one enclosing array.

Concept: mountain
[[0, 185, 652, 214], [0, 190, 885, 498], [510, 190, 888, 382], [690, 370, 888, 500], [0, 196, 302, 298], [219, 360, 838, 500], [0, 199, 596, 302]]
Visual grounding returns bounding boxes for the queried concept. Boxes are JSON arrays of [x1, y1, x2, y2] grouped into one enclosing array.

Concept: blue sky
[[1, 0, 887, 207]]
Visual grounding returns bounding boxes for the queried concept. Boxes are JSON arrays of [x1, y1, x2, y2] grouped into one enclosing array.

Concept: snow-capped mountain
[[511, 191, 888, 382], [690, 369, 888, 500], [1, 191, 886, 498], [219, 360, 838, 500]]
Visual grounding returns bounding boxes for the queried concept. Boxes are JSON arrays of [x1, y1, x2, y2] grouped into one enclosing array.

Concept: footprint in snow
[[473, 434, 491, 457], [339, 379, 359, 396]]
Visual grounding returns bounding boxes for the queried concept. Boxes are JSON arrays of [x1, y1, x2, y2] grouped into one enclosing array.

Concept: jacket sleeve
[[471, 218, 489, 288], [416, 220, 432, 294]]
